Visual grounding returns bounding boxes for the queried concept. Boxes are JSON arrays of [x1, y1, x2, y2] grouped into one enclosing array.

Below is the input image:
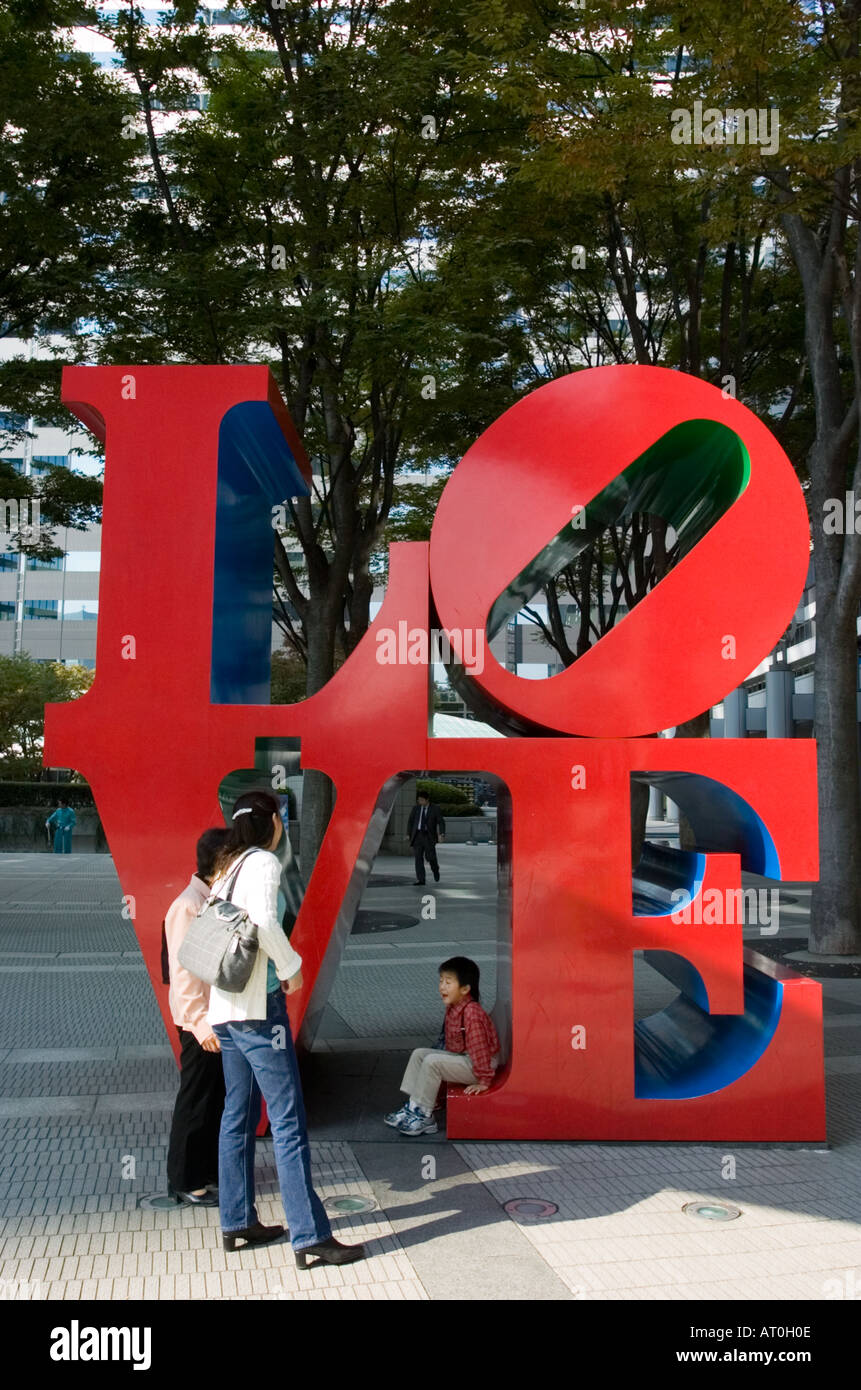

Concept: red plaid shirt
[[444, 998, 499, 1086]]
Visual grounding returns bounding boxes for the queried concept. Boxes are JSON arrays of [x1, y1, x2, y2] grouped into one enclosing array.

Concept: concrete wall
[[1, 808, 495, 855], [0, 807, 106, 852], [379, 777, 496, 853]]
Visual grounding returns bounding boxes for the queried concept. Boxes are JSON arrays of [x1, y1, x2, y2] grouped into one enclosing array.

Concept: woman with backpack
[[206, 789, 363, 1268]]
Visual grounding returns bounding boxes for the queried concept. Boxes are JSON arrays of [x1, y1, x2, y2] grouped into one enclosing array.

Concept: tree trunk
[[631, 778, 650, 870], [809, 590, 861, 953], [780, 188, 861, 954], [298, 611, 337, 878]]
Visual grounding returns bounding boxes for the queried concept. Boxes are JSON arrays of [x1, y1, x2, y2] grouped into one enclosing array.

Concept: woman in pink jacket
[[164, 826, 229, 1206]]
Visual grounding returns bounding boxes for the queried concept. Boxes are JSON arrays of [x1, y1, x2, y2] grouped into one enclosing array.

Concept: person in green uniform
[[46, 799, 76, 853]]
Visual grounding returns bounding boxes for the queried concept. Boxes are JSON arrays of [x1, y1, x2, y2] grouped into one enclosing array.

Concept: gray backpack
[[178, 849, 261, 993]]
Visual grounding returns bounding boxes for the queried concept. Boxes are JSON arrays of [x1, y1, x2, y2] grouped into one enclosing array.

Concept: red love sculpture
[[44, 364, 824, 1142]]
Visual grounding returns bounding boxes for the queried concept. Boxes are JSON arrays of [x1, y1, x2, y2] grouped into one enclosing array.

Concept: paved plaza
[[0, 842, 860, 1301]]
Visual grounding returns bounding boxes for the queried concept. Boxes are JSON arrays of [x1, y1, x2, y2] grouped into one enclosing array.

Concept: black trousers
[[166, 1027, 225, 1193], [412, 832, 439, 883]]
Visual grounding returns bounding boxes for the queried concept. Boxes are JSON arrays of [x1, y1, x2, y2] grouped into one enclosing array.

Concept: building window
[[27, 554, 63, 570], [24, 599, 58, 619], [58, 656, 95, 670], [0, 552, 18, 571], [0, 602, 14, 620], [149, 92, 209, 112], [0, 456, 64, 477], [62, 600, 98, 619], [64, 552, 101, 572]]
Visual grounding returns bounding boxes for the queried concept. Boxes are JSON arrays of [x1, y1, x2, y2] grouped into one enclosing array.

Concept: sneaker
[[383, 1104, 412, 1129], [397, 1106, 438, 1136]]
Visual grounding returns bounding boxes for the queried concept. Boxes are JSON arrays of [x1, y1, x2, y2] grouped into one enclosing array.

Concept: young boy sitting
[[385, 956, 500, 1136]]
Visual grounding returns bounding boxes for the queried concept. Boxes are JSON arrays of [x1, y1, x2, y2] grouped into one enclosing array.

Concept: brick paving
[[0, 849, 859, 1301]]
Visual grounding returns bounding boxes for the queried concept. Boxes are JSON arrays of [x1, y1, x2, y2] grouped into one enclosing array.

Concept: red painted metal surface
[[430, 366, 810, 738], [44, 364, 824, 1142]]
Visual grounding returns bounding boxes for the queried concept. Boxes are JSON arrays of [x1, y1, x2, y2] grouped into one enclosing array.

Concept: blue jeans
[[213, 989, 332, 1250]]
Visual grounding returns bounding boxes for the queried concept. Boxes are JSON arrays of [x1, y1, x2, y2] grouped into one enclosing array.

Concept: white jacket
[[206, 848, 303, 1026]]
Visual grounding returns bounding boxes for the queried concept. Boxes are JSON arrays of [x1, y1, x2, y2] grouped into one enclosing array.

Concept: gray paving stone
[[2, 849, 860, 1301], [93, 1092, 175, 1113], [354, 1140, 572, 1299], [0, 1097, 95, 1118], [0, 1060, 176, 1098], [5, 1048, 119, 1063]]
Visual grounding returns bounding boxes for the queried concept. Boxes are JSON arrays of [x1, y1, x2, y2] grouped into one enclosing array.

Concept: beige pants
[[400, 1047, 479, 1114]]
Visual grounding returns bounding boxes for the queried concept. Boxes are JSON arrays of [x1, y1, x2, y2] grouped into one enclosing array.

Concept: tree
[[90, 0, 531, 870], [763, 0, 861, 954], [0, 653, 93, 776], [626, 0, 861, 953], [421, 1, 808, 647], [0, 0, 137, 418], [0, 453, 102, 565], [455, 0, 860, 952], [0, 1, 132, 554]]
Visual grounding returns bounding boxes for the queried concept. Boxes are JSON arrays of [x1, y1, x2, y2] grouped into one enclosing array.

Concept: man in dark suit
[[407, 793, 445, 884]]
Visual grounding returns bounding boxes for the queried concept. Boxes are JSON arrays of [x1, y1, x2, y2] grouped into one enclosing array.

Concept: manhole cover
[[324, 1194, 377, 1214], [683, 1200, 742, 1222], [352, 910, 419, 934], [138, 1193, 181, 1211], [503, 1198, 559, 1220]]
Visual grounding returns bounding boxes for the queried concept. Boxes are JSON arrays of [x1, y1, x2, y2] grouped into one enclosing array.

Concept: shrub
[[0, 781, 95, 808], [416, 778, 470, 804]]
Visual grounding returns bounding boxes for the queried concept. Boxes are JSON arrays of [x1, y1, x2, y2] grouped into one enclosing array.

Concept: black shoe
[[172, 1188, 219, 1207], [295, 1237, 365, 1269], [413, 880, 426, 885], [433, 871, 440, 882], [223, 1221, 286, 1252]]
